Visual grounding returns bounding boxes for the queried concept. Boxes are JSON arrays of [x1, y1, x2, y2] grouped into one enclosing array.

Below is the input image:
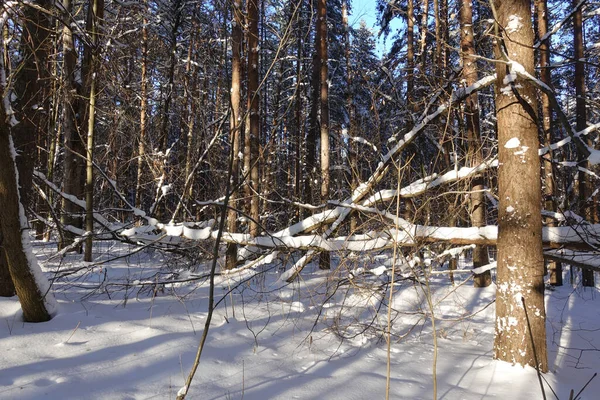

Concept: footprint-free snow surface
[[1, 241, 599, 399]]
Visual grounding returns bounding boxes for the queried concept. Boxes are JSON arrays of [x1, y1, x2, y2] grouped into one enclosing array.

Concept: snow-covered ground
[[1, 242, 598, 399]]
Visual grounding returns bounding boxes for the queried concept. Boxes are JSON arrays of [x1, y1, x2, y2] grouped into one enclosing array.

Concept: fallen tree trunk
[[213, 224, 600, 253]]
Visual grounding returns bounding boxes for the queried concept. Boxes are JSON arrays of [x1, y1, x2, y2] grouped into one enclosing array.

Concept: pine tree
[[493, 0, 548, 372]]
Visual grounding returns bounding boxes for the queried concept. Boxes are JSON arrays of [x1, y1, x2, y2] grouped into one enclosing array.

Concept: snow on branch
[[121, 74, 497, 259], [544, 249, 600, 273], [168, 222, 600, 254], [509, 60, 592, 157], [33, 171, 115, 231], [340, 129, 378, 152], [361, 159, 498, 206]]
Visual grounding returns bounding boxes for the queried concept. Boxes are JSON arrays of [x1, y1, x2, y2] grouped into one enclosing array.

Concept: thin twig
[[573, 372, 597, 400], [176, 106, 236, 399]]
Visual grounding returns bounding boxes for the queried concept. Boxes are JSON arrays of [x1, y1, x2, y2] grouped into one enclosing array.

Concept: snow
[[177, 386, 188, 397], [163, 223, 183, 237], [370, 265, 387, 276], [182, 223, 213, 240], [504, 137, 520, 149], [588, 149, 600, 165], [160, 184, 172, 196], [506, 15, 523, 33], [2, 242, 599, 399]]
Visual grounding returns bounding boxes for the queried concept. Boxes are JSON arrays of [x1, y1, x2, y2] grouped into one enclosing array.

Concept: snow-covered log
[[544, 249, 600, 273]]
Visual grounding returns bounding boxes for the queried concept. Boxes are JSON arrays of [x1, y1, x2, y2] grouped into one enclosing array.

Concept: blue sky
[[349, 0, 400, 56]]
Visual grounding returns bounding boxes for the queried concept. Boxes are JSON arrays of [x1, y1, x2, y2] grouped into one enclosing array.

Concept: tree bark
[[305, 1, 321, 212], [318, 0, 330, 270], [246, 0, 260, 237], [225, 0, 244, 270], [0, 228, 15, 297], [3, 0, 51, 294], [12, 0, 52, 221], [84, 0, 104, 262], [135, 0, 149, 210], [61, 0, 85, 251], [0, 103, 54, 322], [537, 0, 561, 286], [407, 0, 415, 107], [574, 1, 594, 287], [294, 0, 304, 222], [419, 0, 429, 71], [493, 0, 547, 372], [460, 0, 491, 287], [343, 0, 358, 233]]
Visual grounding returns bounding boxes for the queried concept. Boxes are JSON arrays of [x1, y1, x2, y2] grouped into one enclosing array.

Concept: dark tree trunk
[[294, 0, 304, 222], [84, 0, 104, 262], [246, 0, 260, 237], [61, 0, 85, 251], [0, 103, 53, 322], [0, 228, 16, 297], [305, 2, 321, 212], [12, 0, 51, 216]]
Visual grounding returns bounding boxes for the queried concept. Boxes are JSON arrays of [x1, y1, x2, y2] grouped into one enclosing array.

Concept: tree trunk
[[305, 2, 321, 212], [12, 0, 52, 235], [0, 228, 16, 297], [574, 1, 594, 287], [318, 0, 330, 270], [84, 0, 104, 262], [6, 0, 51, 285], [434, 0, 441, 71], [419, 0, 429, 71], [225, 0, 244, 270], [43, 19, 63, 241], [135, 0, 149, 210], [61, 0, 85, 251], [460, 0, 491, 287], [0, 103, 54, 322], [246, 0, 260, 237], [182, 22, 198, 216], [493, 0, 547, 372], [537, 0, 561, 286], [294, 0, 304, 222], [406, 0, 415, 107], [343, 0, 358, 233]]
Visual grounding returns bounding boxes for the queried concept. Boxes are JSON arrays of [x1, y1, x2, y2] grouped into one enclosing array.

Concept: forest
[[1, 0, 599, 398]]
